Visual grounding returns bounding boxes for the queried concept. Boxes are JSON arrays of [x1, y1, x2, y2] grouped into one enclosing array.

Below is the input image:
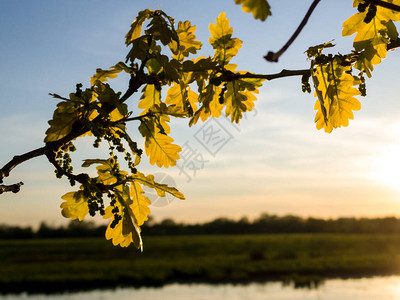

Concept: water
[[3, 276, 400, 300]]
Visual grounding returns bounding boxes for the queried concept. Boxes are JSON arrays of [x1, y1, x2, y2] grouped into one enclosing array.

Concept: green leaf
[[234, 0, 271, 21], [182, 57, 218, 73]]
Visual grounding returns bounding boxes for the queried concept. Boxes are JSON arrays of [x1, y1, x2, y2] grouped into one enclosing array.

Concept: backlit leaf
[[60, 190, 89, 221], [312, 59, 361, 133], [234, 0, 271, 21], [90, 62, 132, 85], [131, 171, 185, 199], [44, 101, 80, 142], [165, 82, 199, 114], [139, 119, 181, 168], [125, 9, 153, 45], [145, 14, 178, 46], [189, 84, 223, 126], [342, 2, 400, 75], [82, 158, 127, 185], [225, 81, 258, 123], [209, 12, 242, 65], [169, 21, 202, 60], [130, 181, 151, 226], [103, 185, 142, 249], [138, 84, 161, 113]]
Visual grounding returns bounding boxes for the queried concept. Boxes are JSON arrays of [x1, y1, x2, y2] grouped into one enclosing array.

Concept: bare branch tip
[[264, 52, 279, 62]]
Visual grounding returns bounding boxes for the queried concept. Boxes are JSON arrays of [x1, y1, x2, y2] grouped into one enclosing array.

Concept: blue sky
[[1, 1, 400, 227]]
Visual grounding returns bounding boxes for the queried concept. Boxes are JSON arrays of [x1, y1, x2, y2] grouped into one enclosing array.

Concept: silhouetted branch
[[0, 72, 147, 194], [369, 0, 400, 12], [0, 182, 24, 194], [265, 0, 321, 62], [0, 147, 47, 185], [45, 151, 90, 185], [388, 37, 400, 50], [211, 69, 311, 86]]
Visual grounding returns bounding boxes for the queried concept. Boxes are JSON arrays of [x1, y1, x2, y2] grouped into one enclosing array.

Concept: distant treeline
[[2, 213, 400, 239]]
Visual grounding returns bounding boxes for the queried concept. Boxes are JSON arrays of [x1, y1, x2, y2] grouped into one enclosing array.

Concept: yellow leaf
[[342, 3, 400, 74], [104, 206, 142, 249], [82, 158, 127, 185], [138, 84, 161, 113], [209, 12, 242, 65], [131, 171, 185, 200], [90, 62, 132, 85], [130, 181, 151, 226], [103, 185, 142, 249], [224, 77, 262, 123], [60, 190, 89, 221], [125, 9, 154, 45], [146, 131, 181, 168], [234, 0, 271, 21], [225, 82, 255, 123], [312, 59, 361, 133], [169, 21, 202, 60], [190, 84, 223, 126], [165, 82, 199, 114], [44, 101, 80, 142]]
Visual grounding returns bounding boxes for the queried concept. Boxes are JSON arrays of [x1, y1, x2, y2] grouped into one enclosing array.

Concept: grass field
[[2, 233, 400, 293]]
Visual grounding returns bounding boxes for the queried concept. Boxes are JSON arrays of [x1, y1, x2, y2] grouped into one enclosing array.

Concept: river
[[2, 276, 400, 300]]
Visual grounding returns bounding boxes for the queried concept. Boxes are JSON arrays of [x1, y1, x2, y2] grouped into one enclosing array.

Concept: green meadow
[[2, 234, 400, 293]]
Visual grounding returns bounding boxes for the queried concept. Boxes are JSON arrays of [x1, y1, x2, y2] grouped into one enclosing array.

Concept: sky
[[1, 0, 400, 228]]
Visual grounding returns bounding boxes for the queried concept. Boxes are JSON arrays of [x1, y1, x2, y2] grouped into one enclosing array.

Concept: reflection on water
[[3, 276, 400, 300]]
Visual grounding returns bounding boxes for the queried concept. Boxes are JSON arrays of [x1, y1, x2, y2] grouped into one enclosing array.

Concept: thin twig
[[0, 73, 146, 193], [265, 0, 321, 62], [0, 147, 47, 183], [45, 151, 89, 184], [213, 69, 311, 84]]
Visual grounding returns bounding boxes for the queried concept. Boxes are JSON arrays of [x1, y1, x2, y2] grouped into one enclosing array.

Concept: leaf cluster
[[4, 0, 400, 249], [44, 8, 264, 249]]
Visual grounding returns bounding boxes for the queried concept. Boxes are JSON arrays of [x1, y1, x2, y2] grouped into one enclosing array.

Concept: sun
[[372, 147, 400, 192]]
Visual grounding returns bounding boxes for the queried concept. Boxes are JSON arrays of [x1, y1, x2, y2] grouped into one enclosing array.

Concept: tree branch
[[0, 182, 24, 194], [0, 147, 47, 184], [388, 37, 400, 50], [45, 151, 90, 185], [265, 0, 321, 62], [369, 0, 400, 12], [211, 69, 311, 85], [0, 73, 146, 193]]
